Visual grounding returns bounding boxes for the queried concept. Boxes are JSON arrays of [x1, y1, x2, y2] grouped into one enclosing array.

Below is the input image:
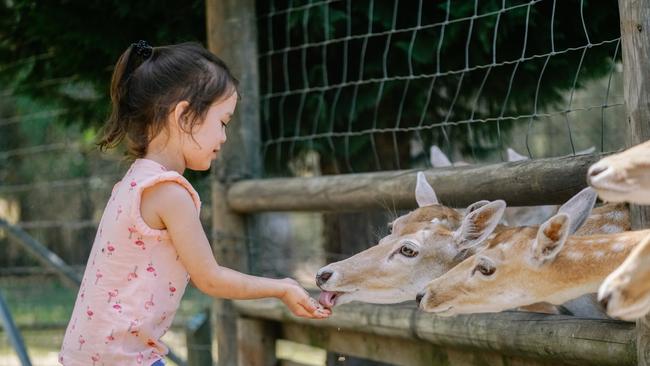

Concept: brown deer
[[417, 212, 645, 316], [317, 172, 628, 312], [588, 139, 650, 204], [588, 139, 650, 319]]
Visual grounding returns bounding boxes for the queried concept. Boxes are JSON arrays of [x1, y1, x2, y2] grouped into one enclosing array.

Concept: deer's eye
[[472, 260, 495, 276], [399, 244, 419, 258]]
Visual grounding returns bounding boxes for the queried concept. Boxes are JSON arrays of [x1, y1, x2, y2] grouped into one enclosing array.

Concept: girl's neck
[[143, 125, 187, 174], [143, 151, 186, 175]]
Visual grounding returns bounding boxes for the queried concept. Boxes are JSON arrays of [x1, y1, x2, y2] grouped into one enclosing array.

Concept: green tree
[[257, 0, 621, 174], [0, 0, 206, 128]]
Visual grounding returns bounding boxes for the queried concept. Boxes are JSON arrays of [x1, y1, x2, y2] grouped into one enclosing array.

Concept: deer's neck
[[541, 230, 650, 304]]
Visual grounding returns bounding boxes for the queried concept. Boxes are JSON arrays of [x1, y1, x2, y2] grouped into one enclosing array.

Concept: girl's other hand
[[278, 278, 332, 319]]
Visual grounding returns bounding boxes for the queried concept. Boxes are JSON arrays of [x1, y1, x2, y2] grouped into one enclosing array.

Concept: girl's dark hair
[[99, 42, 239, 157]]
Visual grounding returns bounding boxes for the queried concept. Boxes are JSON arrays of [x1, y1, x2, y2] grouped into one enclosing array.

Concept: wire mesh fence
[[258, 0, 626, 177]]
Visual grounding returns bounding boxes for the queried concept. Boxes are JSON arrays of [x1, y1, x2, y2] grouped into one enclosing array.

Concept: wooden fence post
[[618, 0, 650, 365], [206, 0, 267, 365], [186, 309, 213, 366], [236, 318, 279, 366]]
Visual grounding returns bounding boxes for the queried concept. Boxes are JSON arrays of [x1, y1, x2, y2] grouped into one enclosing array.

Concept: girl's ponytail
[[99, 41, 154, 154]]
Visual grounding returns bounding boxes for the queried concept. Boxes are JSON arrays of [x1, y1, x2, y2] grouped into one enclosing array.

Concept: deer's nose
[[316, 270, 333, 287], [599, 293, 612, 310], [587, 164, 608, 180], [416, 292, 425, 307]]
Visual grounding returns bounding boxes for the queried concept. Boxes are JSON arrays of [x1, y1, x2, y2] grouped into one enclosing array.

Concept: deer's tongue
[[318, 291, 338, 308]]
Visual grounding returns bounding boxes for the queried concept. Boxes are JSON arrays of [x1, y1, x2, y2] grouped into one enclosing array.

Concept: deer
[[587, 139, 650, 204], [416, 211, 647, 317], [597, 234, 650, 320], [587, 139, 650, 319], [317, 172, 629, 314]]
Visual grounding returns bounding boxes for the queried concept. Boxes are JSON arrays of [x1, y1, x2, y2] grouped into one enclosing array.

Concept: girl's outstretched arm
[[142, 181, 330, 319]]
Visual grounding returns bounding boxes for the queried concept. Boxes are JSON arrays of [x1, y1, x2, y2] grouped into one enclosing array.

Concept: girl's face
[[183, 92, 238, 171]]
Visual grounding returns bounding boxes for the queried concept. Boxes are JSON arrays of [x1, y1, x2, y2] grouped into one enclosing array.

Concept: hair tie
[[132, 40, 153, 59]]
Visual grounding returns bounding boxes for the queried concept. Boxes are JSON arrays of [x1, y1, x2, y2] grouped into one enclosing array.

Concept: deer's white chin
[[425, 305, 455, 316], [592, 184, 649, 204], [607, 294, 650, 321]]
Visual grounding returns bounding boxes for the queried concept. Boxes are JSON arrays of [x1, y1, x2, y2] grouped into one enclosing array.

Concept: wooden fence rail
[[235, 299, 636, 366], [227, 155, 601, 213]]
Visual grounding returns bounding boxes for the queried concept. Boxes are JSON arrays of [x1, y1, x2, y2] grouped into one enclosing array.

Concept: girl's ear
[[171, 101, 190, 129]]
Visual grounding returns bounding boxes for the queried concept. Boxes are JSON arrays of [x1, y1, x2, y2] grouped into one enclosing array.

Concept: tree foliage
[[257, 0, 621, 174], [0, 0, 206, 127]]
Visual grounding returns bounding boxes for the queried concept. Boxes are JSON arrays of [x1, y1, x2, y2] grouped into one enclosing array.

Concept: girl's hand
[[278, 278, 332, 319]]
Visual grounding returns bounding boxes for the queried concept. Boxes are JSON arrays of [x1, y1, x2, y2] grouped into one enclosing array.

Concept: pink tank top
[[59, 158, 201, 366]]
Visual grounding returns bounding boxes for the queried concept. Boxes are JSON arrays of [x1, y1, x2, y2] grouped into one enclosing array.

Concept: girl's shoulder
[[126, 159, 201, 235]]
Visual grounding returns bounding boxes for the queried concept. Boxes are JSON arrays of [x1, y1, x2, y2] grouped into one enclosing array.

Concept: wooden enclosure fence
[[206, 0, 650, 365]]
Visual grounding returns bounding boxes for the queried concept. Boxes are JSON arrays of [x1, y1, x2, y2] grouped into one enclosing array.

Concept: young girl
[[59, 41, 330, 366]]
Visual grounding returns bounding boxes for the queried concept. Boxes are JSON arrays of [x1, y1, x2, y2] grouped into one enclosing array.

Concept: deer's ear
[[429, 145, 452, 168], [415, 172, 438, 207], [557, 187, 597, 235], [454, 200, 506, 251], [507, 147, 529, 162], [465, 200, 490, 215], [532, 213, 571, 264]]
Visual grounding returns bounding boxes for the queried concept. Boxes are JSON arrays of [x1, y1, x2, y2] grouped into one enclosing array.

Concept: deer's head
[[598, 234, 650, 320], [316, 172, 505, 307], [418, 207, 638, 316], [588, 140, 650, 204]]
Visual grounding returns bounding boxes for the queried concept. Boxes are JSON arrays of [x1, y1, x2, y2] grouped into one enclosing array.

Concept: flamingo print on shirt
[[145, 294, 155, 310], [127, 265, 138, 281], [107, 289, 118, 303], [91, 353, 100, 366], [146, 261, 157, 277], [128, 225, 137, 239], [134, 236, 146, 250], [104, 241, 115, 256], [78, 335, 85, 350], [60, 159, 200, 365], [104, 330, 115, 344], [94, 269, 103, 285]]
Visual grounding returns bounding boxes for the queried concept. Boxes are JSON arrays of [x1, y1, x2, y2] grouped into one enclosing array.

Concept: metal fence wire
[[257, 0, 626, 177]]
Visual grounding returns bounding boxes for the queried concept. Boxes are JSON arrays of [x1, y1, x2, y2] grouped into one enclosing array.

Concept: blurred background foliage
[[257, 0, 621, 174]]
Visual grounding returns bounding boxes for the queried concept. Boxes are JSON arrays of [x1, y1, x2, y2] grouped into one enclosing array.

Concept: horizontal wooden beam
[[227, 154, 601, 212], [280, 322, 599, 366], [234, 299, 635, 365]]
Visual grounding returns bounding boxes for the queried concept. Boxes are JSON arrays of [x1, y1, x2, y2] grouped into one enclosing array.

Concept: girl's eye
[[221, 121, 227, 128], [399, 245, 418, 258]]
